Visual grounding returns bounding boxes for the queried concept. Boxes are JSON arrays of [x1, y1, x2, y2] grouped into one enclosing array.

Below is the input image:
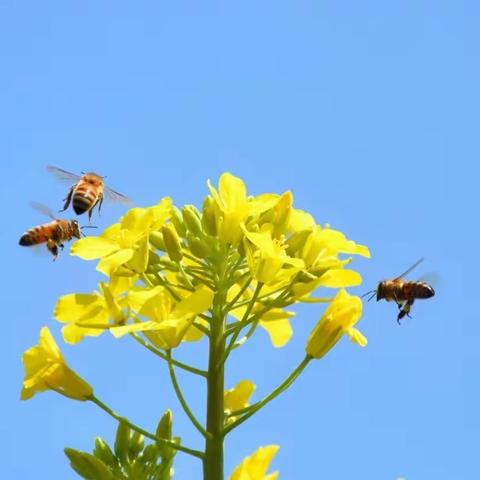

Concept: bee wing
[[30, 201, 57, 220], [47, 165, 81, 185], [417, 272, 440, 287], [394, 258, 424, 280], [104, 185, 133, 205]]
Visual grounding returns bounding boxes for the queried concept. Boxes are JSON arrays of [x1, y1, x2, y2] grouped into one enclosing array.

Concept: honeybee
[[18, 202, 87, 260], [364, 258, 435, 324], [47, 165, 131, 221]]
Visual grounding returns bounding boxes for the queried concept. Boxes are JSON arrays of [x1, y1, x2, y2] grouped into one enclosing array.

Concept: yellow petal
[[70, 237, 118, 260], [317, 269, 362, 288], [54, 293, 105, 323], [224, 380, 256, 412], [229, 445, 280, 480], [346, 327, 368, 347], [259, 318, 293, 347], [126, 235, 149, 273], [96, 248, 134, 276], [173, 287, 214, 317], [219, 173, 248, 211], [62, 323, 107, 344]]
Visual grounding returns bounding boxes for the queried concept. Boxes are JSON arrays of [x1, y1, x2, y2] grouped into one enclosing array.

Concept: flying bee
[[18, 202, 95, 260], [47, 165, 132, 222], [363, 258, 435, 324]]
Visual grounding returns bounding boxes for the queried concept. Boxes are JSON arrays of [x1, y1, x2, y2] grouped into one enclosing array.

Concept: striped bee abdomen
[[72, 187, 98, 215]]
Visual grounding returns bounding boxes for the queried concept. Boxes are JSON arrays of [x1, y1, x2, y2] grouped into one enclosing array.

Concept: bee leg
[[59, 186, 74, 212], [47, 239, 59, 260], [59, 243, 65, 250], [97, 193, 104, 217]]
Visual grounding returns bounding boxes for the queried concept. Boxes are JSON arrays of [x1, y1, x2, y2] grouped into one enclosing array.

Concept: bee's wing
[[104, 185, 133, 205], [30, 201, 57, 220], [394, 258, 424, 280], [417, 272, 440, 287], [47, 165, 81, 185]]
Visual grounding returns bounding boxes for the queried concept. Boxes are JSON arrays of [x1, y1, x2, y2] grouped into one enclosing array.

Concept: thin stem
[[182, 252, 207, 266], [166, 351, 211, 439], [223, 275, 252, 314], [130, 333, 207, 377], [224, 355, 312, 435], [89, 395, 204, 459], [221, 282, 263, 363], [177, 261, 195, 288]]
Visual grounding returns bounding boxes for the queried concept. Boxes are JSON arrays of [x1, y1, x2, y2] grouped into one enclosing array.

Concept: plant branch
[[89, 395, 204, 459], [224, 355, 312, 435], [166, 350, 211, 439]]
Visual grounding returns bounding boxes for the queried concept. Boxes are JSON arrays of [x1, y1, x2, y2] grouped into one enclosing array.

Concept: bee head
[[72, 220, 81, 239], [376, 281, 386, 301]]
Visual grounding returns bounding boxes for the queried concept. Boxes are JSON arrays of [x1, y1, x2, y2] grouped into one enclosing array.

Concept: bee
[[18, 202, 88, 260], [47, 165, 131, 222], [363, 258, 435, 324]]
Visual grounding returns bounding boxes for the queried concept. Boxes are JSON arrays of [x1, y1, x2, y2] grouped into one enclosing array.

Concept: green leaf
[[65, 448, 114, 480]]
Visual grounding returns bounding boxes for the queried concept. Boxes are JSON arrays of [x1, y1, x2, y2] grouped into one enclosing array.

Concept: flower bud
[[150, 232, 166, 251], [64, 449, 113, 480], [202, 196, 218, 236], [182, 205, 203, 236], [171, 206, 187, 237], [93, 438, 117, 468], [161, 224, 183, 262], [156, 410, 174, 459], [187, 234, 210, 259]]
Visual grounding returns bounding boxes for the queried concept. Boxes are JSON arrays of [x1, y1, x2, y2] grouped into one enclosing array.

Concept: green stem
[[166, 351, 211, 439], [130, 333, 207, 377], [221, 282, 263, 363], [203, 277, 227, 480], [89, 395, 204, 459], [223, 275, 252, 314], [224, 355, 312, 435]]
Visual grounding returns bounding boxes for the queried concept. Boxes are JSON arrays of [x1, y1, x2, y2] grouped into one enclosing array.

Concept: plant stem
[[166, 351, 211, 439], [224, 355, 312, 435], [89, 395, 204, 459], [129, 333, 207, 377], [203, 270, 228, 479]]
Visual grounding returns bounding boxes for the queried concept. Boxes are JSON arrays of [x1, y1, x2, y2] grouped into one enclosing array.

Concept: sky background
[[1, 1, 478, 479]]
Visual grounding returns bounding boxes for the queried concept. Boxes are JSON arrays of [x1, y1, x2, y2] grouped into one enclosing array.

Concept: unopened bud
[[202, 196, 218, 236], [171, 206, 187, 237], [187, 235, 210, 259], [150, 232, 166, 251], [182, 205, 203, 236], [162, 224, 183, 262]]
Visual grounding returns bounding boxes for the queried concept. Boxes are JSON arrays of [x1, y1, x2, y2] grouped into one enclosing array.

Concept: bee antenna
[[80, 225, 98, 229], [361, 290, 377, 302]]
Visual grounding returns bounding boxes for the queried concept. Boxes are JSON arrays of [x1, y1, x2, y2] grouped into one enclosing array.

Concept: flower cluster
[[20, 172, 371, 479]]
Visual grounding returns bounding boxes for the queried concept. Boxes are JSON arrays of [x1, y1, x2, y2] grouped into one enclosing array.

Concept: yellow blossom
[[306, 289, 366, 359], [110, 286, 214, 349], [21, 327, 92, 401], [54, 276, 133, 344], [224, 380, 256, 413], [243, 228, 304, 286], [229, 445, 280, 480], [70, 198, 172, 276]]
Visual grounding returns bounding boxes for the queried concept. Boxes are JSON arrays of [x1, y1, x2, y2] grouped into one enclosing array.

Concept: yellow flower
[[243, 229, 304, 286], [71, 198, 172, 276], [224, 380, 256, 413], [110, 286, 214, 349], [207, 173, 250, 244], [229, 445, 280, 480], [306, 289, 366, 359], [302, 225, 370, 269], [21, 327, 93, 401], [54, 276, 132, 344]]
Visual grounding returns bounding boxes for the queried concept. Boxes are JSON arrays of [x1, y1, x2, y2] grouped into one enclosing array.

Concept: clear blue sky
[[1, 1, 477, 478]]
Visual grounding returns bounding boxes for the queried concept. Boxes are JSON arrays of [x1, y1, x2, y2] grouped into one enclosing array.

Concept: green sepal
[[64, 448, 114, 480]]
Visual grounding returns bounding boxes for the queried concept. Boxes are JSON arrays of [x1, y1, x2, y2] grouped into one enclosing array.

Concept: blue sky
[[1, 1, 478, 478]]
